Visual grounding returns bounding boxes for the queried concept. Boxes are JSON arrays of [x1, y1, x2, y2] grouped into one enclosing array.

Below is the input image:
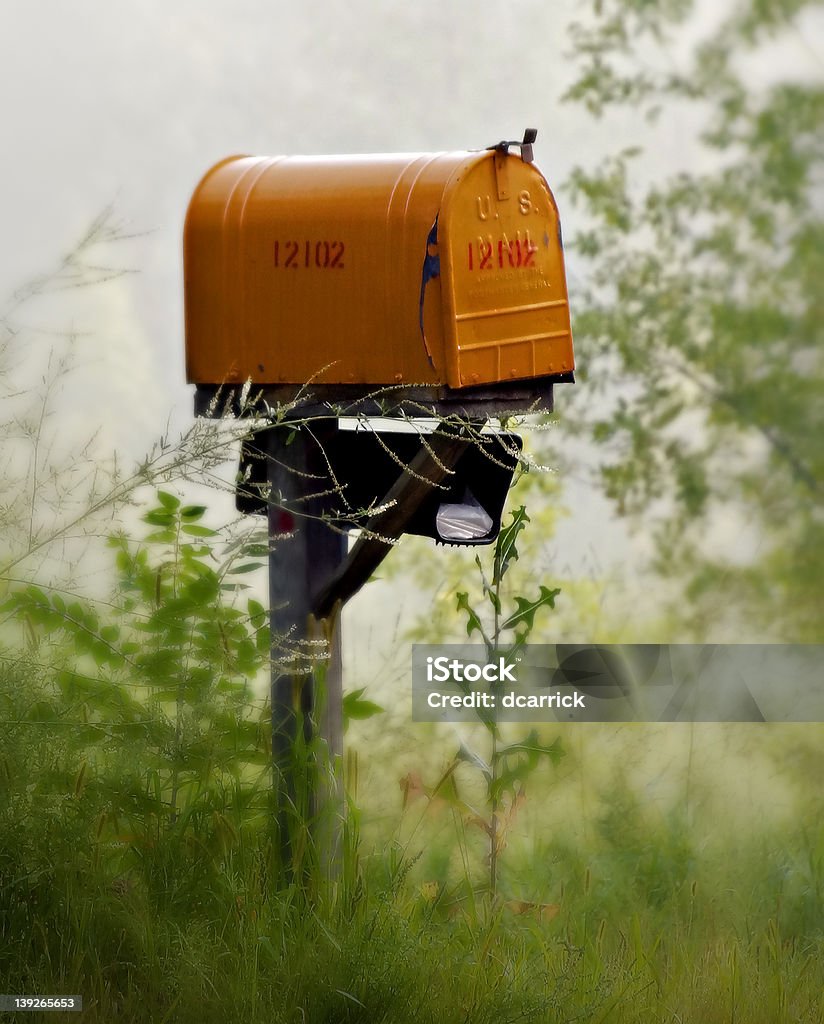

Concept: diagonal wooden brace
[[311, 430, 472, 619]]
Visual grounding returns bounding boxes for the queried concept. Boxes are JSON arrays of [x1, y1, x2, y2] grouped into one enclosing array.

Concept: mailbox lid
[[184, 146, 574, 396], [184, 151, 476, 389], [439, 152, 574, 389]]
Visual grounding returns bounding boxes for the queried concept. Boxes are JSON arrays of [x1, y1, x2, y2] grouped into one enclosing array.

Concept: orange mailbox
[[184, 132, 574, 414]]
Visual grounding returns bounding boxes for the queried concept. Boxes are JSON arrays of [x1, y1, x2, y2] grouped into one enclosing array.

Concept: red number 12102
[[273, 240, 345, 269], [467, 233, 537, 271]]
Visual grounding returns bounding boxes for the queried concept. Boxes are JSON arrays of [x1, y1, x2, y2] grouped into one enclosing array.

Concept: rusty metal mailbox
[[184, 134, 574, 413]]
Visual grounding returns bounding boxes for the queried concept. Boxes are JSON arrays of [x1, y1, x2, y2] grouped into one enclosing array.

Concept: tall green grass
[[3, 642, 824, 1023]]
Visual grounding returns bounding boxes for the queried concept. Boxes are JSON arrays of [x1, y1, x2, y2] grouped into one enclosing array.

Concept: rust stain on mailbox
[[184, 144, 574, 393]]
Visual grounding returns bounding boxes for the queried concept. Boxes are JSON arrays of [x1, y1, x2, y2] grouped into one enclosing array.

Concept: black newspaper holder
[[237, 427, 522, 546]]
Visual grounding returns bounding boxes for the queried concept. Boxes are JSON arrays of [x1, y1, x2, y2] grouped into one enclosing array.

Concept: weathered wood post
[[263, 419, 479, 874], [264, 418, 346, 877]]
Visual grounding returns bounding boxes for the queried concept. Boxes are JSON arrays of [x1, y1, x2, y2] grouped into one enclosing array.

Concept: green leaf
[[156, 490, 181, 511], [228, 562, 263, 574], [142, 511, 175, 527], [493, 506, 530, 585], [181, 524, 217, 537], [456, 591, 485, 640], [25, 584, 49, 606], [67, 601, 85, 622], [255, 624, 270, 655], [180, 505, 207, 519], [91, 642, 114, 667], [500, 586, 560, 635], [247, 599, 267, 628], [342, 688, 384, 728], [144, 530, 177, 544]]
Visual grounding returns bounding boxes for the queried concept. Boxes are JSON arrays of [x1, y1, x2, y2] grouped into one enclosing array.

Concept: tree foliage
[[562, 0, 824, 639]]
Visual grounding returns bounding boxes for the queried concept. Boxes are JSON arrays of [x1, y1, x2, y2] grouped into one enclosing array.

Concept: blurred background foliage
[[559, 0, 824, 642]]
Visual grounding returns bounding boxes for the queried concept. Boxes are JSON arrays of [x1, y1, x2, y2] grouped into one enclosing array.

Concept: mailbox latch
[[487, 127, 537, 164], [488, 129, 537, 200]]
